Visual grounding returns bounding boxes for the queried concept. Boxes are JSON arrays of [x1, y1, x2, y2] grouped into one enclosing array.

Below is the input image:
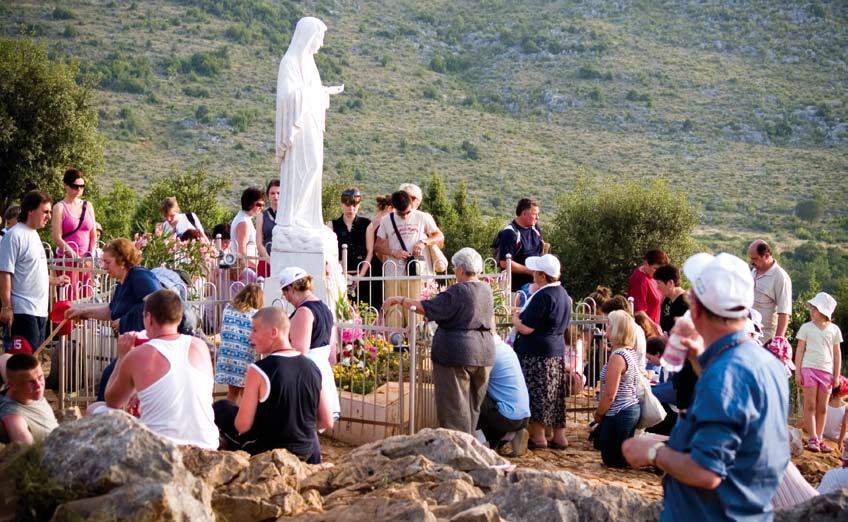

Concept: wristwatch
[[648, 442, 666, 467]]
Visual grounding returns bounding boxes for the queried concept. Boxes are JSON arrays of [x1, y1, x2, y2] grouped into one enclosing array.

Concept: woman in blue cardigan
[[66, 238, 161, 400]]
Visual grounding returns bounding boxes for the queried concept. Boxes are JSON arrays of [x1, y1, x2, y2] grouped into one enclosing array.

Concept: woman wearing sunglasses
[[51, 168, 96, 299]]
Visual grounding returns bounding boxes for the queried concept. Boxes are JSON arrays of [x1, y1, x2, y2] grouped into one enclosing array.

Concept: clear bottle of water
[[661, 312, 693, 373]]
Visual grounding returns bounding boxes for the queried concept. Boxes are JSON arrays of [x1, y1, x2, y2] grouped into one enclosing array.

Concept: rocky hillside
[[2, 1, 846, 244]]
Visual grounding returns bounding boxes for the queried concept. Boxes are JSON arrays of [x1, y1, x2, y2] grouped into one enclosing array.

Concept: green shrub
[[795, 198, 824, 222], [183, 85, 210, 98], [132, 167, 233, 234], [52, 7, 75, 20], [227, 108, 259, 132], [578, 66, 612, 81], [195, 104, 211, 124], [86, 52, 154, 94], [62, 24, 79, 38], [547, 176, 697, 298], [461, 140, 480, 160], [176, 47, 230, 77], [90, 180, 137, 239], [117, 106, 149, 139]]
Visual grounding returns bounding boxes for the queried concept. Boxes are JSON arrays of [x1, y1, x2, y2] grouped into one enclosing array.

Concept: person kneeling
[[477, 337, 531, 456], [104, 289, 219, 449], [213, 307, 332, 463]]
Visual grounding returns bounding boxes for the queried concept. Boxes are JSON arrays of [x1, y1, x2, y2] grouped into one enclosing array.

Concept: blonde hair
[[288, 274, 314, 293], [608, 310, 636, 348], [232, 283, 264, 312]]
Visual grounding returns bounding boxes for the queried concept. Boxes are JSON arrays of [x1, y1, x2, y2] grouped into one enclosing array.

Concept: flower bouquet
[[334, 335, 402, 395]]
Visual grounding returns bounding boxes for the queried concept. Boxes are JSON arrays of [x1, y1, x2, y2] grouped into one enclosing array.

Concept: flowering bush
[[419, 279, 440, 300], [334, 335, 405, 395], [133, 230, 217, 280]]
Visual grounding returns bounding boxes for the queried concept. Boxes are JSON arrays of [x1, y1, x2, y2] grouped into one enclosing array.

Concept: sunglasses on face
[[70, 184, 85, 189]]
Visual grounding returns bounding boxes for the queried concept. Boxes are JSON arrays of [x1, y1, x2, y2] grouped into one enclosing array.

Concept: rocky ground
[[6, 396, 844, 521]]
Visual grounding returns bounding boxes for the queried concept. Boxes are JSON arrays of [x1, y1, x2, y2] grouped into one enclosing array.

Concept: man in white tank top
[[104, 289, 218, 449]]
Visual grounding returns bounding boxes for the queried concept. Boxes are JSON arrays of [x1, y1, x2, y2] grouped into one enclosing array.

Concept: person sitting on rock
[[476, 336, 531, 456], [0, 353, 58, 445], [213, 306, 332, 463], [104, 289, 219, 449]]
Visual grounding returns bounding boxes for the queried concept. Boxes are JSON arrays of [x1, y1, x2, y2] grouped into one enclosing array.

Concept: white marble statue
[[275, 17, 343, 229]]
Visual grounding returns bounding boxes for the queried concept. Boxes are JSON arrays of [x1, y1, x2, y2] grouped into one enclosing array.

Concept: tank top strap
[[145, 335, 191, 367]]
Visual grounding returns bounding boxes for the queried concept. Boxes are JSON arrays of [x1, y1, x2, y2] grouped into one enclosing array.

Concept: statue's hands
[[326, 84, 344, 95], [276, 143, 287, 161]]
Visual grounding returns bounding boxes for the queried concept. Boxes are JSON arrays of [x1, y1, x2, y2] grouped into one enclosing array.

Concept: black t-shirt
[[332, 216, 370, 272], [250, 354, 321, 457], [496, 221, 543, 291], [514, 285, 571, 358], [660, 294, 690, 334]]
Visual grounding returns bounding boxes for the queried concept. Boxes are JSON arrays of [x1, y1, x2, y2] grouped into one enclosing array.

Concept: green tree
[[421, 172, 456, 226], [548, 176, 697, 298], [89, 180, 137, 240], [132, 167, 233, 234], [421, 174, 501, 263], [0, 38, 103, 213], [795, 198, 824, 223]]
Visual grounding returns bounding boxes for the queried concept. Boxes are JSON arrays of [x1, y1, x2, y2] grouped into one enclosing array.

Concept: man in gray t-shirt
[[0, 191, 69, 352], [748, 239, 792, 341], [0, 353, 58, 445]]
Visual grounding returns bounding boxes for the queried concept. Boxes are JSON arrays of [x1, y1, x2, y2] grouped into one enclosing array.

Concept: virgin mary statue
[[275, 17, 343, 229]]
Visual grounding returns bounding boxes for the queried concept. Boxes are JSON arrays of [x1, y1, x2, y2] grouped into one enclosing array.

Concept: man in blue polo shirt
[[495, 198, 543, 292], [623, 252, 789, 521], [476, 338, 531, 456]]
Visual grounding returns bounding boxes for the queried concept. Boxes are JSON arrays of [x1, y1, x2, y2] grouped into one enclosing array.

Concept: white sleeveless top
[[137, 335, 218, 449], [824, 404, 846, 440], [230, 210, 257, 258]]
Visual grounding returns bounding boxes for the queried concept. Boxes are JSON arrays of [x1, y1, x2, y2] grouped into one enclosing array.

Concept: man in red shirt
[[628, 249, 669, 324]]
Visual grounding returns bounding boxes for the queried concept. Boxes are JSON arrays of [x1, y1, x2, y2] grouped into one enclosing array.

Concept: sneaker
[[807, 438, 821, 452], [511, 428, 529, 457], [819, 439, 834, 453]]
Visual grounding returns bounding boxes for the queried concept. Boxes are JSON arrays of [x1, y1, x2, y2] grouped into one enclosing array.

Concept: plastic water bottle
[[661, 312, 693, 372]]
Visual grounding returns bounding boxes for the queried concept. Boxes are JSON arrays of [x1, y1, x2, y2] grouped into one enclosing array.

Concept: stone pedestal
[[269, 224, 341, 313]]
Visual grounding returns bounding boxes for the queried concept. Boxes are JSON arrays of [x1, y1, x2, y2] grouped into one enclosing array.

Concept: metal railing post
[[407, 306, 418, 435], [58, 285, 67, 410]]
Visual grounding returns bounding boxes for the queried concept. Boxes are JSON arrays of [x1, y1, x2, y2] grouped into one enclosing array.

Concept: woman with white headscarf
[[275, 17, 343, 229]]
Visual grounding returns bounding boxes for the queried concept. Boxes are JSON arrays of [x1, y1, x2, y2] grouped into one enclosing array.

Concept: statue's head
[[291, 17, 327, 56]]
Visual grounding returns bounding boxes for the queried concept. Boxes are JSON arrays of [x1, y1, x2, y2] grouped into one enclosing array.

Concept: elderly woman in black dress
[[384, 247, 495, 435], [511, 254, 572, 449]]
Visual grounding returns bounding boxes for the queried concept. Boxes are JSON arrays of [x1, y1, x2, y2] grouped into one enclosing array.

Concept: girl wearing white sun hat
[[795, 291, 843, 453]]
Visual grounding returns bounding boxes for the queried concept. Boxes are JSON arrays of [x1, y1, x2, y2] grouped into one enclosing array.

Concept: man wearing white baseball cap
[[623, 252, 789, 521]]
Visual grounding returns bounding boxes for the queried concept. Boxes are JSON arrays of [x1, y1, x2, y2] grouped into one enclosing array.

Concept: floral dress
[[214, 305, 257, 387]]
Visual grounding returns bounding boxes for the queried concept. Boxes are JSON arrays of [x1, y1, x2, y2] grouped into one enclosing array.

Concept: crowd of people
[[1, 170, 846, 520]]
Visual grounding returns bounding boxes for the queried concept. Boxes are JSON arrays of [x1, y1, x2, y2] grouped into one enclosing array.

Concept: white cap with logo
[[682, 252, 753, 319], [278, 266, 309, 289], [525, 254, 561, 279]]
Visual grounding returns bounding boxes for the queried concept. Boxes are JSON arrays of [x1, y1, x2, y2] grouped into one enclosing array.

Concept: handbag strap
[[62, 200, 88, 239], [389, 213, 410, 253]]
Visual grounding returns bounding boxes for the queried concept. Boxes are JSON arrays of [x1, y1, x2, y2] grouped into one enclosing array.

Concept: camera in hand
[[219, 251, 237, 268]]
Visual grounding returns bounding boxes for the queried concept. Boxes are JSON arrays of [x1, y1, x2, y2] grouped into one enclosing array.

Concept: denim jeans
[[598, 403, 641, 468]]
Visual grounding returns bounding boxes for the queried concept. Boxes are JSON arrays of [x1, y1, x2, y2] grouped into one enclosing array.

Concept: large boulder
[[287, 497, 437, 522], [181, 446, 250, 488], [51, 480, 214, 521], [775, 489, 848, 521], [40, 410, 213, 520], [303, 429, 659, 522], [211, 449, 319, 521]]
